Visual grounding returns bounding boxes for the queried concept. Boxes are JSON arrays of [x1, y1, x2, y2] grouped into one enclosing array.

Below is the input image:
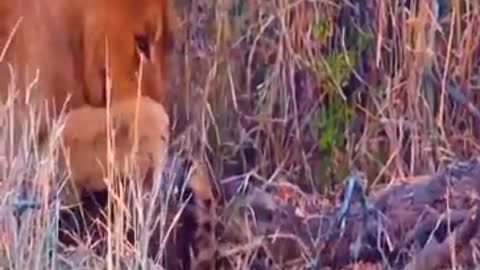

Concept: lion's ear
[[157, 0, 178, 52]]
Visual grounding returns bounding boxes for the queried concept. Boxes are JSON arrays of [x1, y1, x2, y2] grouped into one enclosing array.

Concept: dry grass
[[1, 0, 480, 269], [0, 84, 183, 269], [173, 0, 480, 190]]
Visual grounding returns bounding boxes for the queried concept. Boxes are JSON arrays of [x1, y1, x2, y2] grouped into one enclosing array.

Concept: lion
[[1, 0, 177, 115], [82, 0, 177, 108], [1, 0, 217, 268], [1, 0, 178, 204], [1, 0, 179, 196]]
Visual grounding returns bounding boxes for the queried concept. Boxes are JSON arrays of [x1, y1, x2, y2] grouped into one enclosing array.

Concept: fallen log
[[219, 158, 480, 269]]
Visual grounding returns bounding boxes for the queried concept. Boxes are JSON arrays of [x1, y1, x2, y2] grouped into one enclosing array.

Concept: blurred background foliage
[[171, 0, 480, 195]]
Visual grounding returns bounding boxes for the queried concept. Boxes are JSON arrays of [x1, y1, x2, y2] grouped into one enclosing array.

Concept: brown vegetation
[[1, 0, 480, 269]]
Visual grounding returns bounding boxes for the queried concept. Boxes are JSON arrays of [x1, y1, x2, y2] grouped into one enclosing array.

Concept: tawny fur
[[0, 0, 86, 114], [1, 0, 176, 115], [59, 96, 169, 206], [1, 1, 217, 267], [0, 0, 178, 195], [82, 0, 177, 108]]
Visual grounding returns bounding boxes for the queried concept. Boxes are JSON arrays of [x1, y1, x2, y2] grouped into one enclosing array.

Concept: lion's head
[[1, 0, 177, 115], [82, 0, 177, 111]]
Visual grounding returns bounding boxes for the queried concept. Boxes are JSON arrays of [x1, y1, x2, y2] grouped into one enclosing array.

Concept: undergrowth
[[176, 0, 480, 192], [1, 0, 479, 269]]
